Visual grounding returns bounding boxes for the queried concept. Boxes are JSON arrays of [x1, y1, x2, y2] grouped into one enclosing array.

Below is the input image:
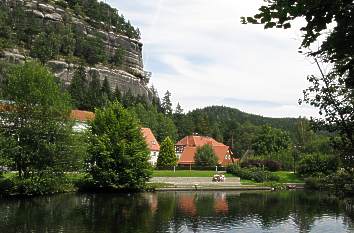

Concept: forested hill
[[188, 106, 299, 135]]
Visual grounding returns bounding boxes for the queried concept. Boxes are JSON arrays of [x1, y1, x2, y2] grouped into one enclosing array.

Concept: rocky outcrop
[[1, 0, 152, 99], [47, 60, 151, 97]]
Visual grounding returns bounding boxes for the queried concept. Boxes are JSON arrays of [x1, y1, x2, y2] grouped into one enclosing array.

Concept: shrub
[[0, 173, 74, 196], [263, 160, 282, 172], [297, 153, 339, 177], [0, 177, 14, 194], [227, 165, 279, 182], [304, 176, 327, 190], [240, 159, 281, 172], [304, 170, 354, 196]]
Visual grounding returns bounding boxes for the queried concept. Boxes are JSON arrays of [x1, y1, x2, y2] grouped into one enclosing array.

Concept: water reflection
[[0, 191, 353, 233]]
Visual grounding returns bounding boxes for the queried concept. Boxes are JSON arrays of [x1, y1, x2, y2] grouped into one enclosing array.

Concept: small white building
[[70, 110, 95, 132], [141, 128, 160, 166]]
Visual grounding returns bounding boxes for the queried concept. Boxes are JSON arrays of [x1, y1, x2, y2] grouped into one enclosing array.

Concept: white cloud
[[108, 0, 320, 118]]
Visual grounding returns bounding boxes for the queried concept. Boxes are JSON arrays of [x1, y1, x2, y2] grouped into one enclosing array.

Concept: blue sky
[[107, 0, 320, 118]]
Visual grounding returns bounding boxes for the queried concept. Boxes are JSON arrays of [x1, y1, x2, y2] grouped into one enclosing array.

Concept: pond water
[[0, 191, 353, 233]]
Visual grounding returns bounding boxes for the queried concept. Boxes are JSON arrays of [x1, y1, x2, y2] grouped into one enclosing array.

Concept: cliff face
[[0, 0, 152, 98]]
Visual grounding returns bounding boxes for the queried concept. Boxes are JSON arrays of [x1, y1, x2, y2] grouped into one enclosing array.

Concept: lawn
[[153, 170, 236, 177], [273, 171, 304, 183], [240, 172, 304, 185], [153, 170, 304, 184], [2, 172, 17, 179]]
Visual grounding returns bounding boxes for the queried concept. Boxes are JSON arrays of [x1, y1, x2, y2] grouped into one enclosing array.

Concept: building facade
[[141, 128, 160, 166]]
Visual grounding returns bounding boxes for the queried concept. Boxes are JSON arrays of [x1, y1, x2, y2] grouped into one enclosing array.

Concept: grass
[[153, 170, 236, 177], [153, 170, 304, 185], [273, 171, 304, 183], [65, 172, 86, 183], [2, 172, 17, 179], [240, 179, 257, 185], [240, 172, 304, 186]]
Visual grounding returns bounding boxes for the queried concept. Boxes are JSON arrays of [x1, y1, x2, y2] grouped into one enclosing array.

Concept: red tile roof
[[178, 193, 197, 216], [141, 128, 160, 151], [176, 135, 225, 147], [177, 135, 233, 166], [70, 110, 95, 122]]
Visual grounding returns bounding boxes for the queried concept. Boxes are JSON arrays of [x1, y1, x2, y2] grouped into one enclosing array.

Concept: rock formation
[[0, 0, 153, 98]]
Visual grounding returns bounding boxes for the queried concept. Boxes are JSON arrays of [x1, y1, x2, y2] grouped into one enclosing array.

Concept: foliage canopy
[[87, 101, 152, 190], [0, 62, 79, 194], [242, 0, 354, 87]]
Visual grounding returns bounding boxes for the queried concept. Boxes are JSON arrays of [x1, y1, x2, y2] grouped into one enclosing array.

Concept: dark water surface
[[0, 191, 353, 233]]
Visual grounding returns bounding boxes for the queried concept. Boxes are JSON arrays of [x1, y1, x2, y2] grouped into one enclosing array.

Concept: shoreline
[[152, 183, 305, 192]]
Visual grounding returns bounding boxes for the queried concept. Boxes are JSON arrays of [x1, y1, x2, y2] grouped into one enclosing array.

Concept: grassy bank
[[0, 170, 305, 196], [153, 170, 304, 184], [153, 170, 235, 177], [273, 171, 304, 183]]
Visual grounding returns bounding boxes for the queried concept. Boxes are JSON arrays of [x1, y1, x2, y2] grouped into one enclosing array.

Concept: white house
[[141, 128, 160, 166]]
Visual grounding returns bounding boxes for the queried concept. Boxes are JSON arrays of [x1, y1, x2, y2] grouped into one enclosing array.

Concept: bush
[[0, 173, 75, 196], [227, 165, 279, 182], [263, 160, 282, 171], [297, 153, 339, 177], [304, 176, 327, 190], [0, 177, 14, 194], [240, 159, 281, 172], [304, 170, 354, 196]]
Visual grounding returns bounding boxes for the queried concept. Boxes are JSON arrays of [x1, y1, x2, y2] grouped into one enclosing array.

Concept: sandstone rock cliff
[[0, 0, 153, 99]]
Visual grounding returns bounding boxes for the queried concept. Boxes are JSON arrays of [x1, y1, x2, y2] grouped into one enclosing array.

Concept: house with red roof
[[141, 128, 160, 166], [70, 110, 95, 132], [175, 135, 233, 166]]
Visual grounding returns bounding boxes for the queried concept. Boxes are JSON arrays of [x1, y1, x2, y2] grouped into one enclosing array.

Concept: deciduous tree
[[87, 101, 152, 189], [0, 61, 74, 179], [242, 0, 354, 87], [300, 66, 354, 171]]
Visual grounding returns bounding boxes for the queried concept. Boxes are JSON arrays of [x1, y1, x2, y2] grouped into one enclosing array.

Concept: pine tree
[[175, 103, 183, 115], [122, 89, 135, 108], [87, 71, 103, 110], [156, 136, 177, 169], [195, 144, 218, 167], [69, 66, 88, 110], [114, 85, 122, 102], [161, 90, 172, 115], [101, 76, 112, 101]]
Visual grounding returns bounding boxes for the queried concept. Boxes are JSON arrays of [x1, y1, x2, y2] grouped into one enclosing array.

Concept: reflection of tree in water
[[0, 191, 353, 233], [343, 199, 354, 231]]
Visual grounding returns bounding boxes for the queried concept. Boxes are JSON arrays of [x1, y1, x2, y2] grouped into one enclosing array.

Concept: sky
[[107, 0, 321, 118]]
